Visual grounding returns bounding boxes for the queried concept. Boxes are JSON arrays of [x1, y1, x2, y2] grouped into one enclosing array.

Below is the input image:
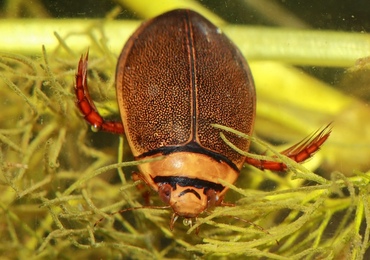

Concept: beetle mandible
[[75, 9, 331, 229]]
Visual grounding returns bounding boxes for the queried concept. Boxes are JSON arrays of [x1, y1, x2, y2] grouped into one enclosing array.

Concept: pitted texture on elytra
[[191, 13, 255, 167], [117, 11, 192, 152], [116, 10, 255, 168]]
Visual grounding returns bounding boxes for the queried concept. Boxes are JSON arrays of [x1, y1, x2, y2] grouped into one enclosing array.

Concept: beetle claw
[[170, 213, 179, 231]]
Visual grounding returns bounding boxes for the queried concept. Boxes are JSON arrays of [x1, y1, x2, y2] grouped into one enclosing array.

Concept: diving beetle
[[75, 9, 331, 230]]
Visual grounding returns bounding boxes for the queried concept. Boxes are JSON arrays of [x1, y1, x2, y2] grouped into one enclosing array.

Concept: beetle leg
[[245, 124, 332, 171], [169, 213, 179, 230], [75, 52, 125, 134], [194, 217, 200, 235], [132, 172, 152, 205]]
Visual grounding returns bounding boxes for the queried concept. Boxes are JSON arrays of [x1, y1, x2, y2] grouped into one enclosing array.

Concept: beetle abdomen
[[116, 9, 255, 170]]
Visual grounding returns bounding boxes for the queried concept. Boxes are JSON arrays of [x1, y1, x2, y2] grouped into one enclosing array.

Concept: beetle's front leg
[[132, 172, 152, 205], [245, 124, 331, 171], [75, 52, 125, 134]]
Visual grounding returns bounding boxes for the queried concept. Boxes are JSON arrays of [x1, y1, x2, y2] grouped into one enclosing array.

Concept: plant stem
[[1, 19, 368, 67]]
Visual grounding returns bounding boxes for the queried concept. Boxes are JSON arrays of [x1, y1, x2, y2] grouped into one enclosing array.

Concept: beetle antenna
[[203, 211, 279, 245], [94, 205, 171, 227], [230, 215, 279, 245], [206, 202, 276, 239]]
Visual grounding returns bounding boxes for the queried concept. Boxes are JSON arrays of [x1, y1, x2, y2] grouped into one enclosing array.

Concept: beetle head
[[158, 183, 220, 229]]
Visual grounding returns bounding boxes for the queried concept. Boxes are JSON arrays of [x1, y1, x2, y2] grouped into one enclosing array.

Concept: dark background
[[0, 0, 368, 32]]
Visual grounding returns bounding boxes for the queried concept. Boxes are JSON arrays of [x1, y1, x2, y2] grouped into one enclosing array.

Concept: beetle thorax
[[158, 183, 218, 218], [137, 152, 239, 217]]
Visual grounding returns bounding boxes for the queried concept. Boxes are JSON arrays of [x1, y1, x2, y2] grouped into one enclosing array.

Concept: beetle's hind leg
[[75, 52, 124, 134], [245, 124, 332, 171]]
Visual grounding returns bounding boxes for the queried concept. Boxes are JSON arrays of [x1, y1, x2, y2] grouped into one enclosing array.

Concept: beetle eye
[[158, 184, 172, 204], [206, 189, 218, 207]]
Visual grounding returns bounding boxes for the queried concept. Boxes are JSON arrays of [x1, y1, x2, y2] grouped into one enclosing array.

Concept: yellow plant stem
[[0, 19, 368, 68]]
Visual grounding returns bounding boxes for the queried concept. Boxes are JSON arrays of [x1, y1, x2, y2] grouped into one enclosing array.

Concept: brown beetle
[[75, 9, 331, 229]]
